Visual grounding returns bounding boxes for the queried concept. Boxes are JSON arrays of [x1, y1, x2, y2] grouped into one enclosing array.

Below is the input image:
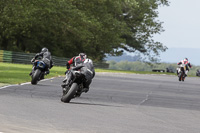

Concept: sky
[[154, 0, 200, 49], [123, 1, 200, 65], [153, 0, 200, 65]]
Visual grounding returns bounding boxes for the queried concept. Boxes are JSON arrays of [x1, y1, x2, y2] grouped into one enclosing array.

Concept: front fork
[[177, 67, 187, 76]]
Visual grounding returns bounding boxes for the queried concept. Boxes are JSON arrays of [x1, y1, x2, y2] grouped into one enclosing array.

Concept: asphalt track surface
[[0, 72, 200, 133]]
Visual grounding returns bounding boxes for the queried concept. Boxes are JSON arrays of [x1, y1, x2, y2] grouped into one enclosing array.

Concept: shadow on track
[[69, 101, 123, 108]]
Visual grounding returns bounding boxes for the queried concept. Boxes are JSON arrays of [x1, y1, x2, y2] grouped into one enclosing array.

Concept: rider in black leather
[[62, 53, 95, 93], [29, 47, 53, 76]]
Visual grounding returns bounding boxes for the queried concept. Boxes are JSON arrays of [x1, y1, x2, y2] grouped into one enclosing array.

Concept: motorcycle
[[30, 57, 48, 85], [196, 69, 200, 77], [177, 66, 186, 81], [61, 65, 92, 103]]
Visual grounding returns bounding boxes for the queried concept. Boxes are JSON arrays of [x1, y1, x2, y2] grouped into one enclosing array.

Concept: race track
[[0, 73, 200, 133]]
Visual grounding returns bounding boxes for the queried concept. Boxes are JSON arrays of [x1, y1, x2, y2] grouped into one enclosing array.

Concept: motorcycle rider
[[81, 58, 95, 92], [29, 47, 53, 76], [177, 58, 192, 77], [62, 53, 95, 92], [66, 53, 87, 69]]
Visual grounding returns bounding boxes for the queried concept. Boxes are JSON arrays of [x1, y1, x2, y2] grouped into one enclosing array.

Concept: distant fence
[[152, 69, 165, 72], [0, 50, 109, 68], [152, 68, 175, 73]]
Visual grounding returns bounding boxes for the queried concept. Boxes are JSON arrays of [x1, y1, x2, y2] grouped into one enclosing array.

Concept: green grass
[[0, 62, 176, 85], [0, 62, 66, 84]]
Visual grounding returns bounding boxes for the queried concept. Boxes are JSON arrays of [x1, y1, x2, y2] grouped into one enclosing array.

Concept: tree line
[[0, 0, 169, 62]]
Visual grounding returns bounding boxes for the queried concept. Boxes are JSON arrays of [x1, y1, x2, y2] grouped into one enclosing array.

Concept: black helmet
[[41, 47, 48, 53], [79, 53, 87, 59]]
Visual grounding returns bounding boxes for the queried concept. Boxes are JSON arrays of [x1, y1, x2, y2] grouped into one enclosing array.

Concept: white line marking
[[0, 77, 56, 90], [0, 84, 18, 90], [139, 91, 152, 105], [40, 77, 55, 82], [20, 82, 31, 85]]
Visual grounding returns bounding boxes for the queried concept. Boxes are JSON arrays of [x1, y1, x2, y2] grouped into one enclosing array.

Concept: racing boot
[[45, 69, 50, 75], [83, 87, 89, 93], [83, 80, 91, 93]]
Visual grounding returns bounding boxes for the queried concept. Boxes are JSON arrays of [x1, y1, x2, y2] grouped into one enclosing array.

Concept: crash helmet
[[184, 58, 188, 61], [41, 47, 48, 53], [183, 58, 189, 64], [79, 53, 87, 59]]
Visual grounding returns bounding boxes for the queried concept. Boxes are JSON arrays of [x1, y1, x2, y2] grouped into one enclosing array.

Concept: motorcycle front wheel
[[31, 69, 41, 85], [178, 72, 184, 81], [61, 83, 79, 103]]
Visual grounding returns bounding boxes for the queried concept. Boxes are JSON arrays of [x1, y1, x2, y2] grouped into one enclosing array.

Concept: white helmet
[[41, 47, 48, 53]]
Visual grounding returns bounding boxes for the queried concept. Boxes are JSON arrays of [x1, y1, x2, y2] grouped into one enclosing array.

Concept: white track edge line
[[0, 77, 56, 90]]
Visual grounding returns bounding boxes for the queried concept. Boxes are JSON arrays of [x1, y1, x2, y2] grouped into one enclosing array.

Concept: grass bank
[[0, 62, 66, 84], [0, 62, 176, 85]]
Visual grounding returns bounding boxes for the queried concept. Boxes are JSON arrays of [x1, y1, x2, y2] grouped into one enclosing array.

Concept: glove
[[66, 62, 70, 69], [31, 58, 35, 63], [35, 53, 40, 57]]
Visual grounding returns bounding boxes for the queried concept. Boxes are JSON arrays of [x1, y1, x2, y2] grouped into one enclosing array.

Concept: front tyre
[[31, 69, 41, 85], [182, 74, 185, 81], [178, 72, 183, 82], [61, 83, 78, 103]]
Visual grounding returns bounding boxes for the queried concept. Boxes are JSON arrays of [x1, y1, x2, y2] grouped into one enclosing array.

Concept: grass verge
[[0, 62, 66, 84], [0, 62, 176, 85]]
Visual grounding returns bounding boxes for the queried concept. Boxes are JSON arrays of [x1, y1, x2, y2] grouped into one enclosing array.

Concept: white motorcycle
[[177, 66, 186, 81]]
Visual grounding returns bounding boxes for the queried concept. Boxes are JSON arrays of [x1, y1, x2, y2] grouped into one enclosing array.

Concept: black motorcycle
[[61, 65, 92, 103], [196, 69, 200, 77], [30, 58, 48, 85]]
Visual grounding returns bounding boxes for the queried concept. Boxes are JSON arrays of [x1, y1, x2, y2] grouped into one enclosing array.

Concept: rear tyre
[[31, 69, 41, 85], [61, 83, 78, 103]]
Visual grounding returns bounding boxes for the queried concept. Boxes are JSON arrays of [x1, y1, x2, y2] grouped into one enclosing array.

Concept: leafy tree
[[0, 0, 169, 62], [119, 0, 169, 62]]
